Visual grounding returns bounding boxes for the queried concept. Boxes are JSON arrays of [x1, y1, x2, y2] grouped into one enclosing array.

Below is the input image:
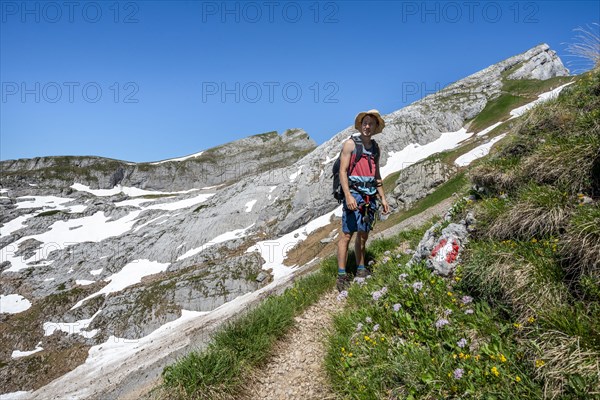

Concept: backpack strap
[[372, 139, 380, 166]]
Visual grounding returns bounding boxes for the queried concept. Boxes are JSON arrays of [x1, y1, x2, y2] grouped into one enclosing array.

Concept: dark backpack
[[331, 136, 379, 203]]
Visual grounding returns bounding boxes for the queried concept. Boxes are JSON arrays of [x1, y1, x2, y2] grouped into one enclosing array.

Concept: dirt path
[[243, 290, 339, 400], [241, 198, 455, 399]]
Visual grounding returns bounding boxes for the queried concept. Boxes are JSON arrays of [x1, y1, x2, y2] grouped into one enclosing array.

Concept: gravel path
[[243, 290, 340, 400], [242, 197, 455, 399]]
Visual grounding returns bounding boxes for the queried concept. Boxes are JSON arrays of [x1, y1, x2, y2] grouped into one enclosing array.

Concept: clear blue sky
[[1, 1, 598, 162]]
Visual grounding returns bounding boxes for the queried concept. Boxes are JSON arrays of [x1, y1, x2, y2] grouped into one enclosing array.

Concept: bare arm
[[339, 139, 357, 210]]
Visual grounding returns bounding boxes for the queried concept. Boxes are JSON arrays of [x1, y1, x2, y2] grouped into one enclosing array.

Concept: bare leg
[[355, 231, 369, 266], [337, 232, 354, 271]]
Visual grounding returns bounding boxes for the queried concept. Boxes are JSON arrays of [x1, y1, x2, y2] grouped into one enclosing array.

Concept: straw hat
[[354, 109, 385, 134]]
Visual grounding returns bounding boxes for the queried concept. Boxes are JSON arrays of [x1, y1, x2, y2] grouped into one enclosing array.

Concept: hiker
[[336, 109, 390, 291]]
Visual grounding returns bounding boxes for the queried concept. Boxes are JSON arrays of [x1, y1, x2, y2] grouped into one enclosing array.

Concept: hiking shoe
[[356, 268, 371, 278], [336, 274, 351, 292]]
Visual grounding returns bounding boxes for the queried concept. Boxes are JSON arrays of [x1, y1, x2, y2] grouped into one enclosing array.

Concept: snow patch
[[72, 260, 170, 309], [12, 343, 43, 359], [0, 294, 32, 314], [177, 224, 255, 261], [380, 128, 471, 179], [70, 183, 198, 197], [455, 134, 507, 166], [143, 193, 215, 211], [244, 199, 257, 212], [1, 214, 35, 237], [247, 209, 338, 281], [475, 121, 503, 137], [76, 280, 96, 286], [15, 196, 75, 210], [90, 268, 103, 276], [44, 310, 102, 338], [150, 151, 204, 164], [289, 166, 303, 182]]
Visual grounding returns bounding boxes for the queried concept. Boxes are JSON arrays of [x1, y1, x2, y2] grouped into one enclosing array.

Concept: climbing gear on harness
[[331, 136, 380, 203]]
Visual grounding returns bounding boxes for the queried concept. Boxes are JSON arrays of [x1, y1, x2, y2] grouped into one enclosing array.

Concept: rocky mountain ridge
[[0, 128, 316, 193]]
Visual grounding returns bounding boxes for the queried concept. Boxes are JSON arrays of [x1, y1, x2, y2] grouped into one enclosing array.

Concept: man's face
[[361, 115, 378, 136]]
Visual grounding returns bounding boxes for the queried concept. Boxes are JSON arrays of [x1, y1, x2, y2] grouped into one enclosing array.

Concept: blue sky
[[1, 1, 598, 162]]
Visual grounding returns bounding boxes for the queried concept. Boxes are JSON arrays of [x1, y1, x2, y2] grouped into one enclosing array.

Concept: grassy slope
[[327, 69, 600, 399]]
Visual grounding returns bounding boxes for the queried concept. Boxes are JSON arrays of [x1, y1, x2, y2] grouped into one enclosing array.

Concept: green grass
[[160, 258, 337, 399], [469, 75, 576, 133], [459, 68, 600, 398], [325, 225, 543, 399], [469, 94, 528, 132]]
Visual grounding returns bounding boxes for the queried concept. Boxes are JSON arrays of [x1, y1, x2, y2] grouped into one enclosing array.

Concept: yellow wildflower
[[528, 316, 535, 324], [499, 354, 507, 363], [453, 353, 457, 359], [475, 355, 481, 362], [535, 359, 545, 368], [447, 291, 454, 297], [348, 353, 353, 357], [489, 354, 496, 360], [491, 366, 500, 377], [513, 323, 522, 329], [531, 238, 538, 243], [364, 335, 370, 341], [515, 376, 521, 382]]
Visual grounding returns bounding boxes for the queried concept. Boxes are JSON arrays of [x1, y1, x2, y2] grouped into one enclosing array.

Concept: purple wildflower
[[353, 277, 366, 286], [384, 250, 391, 256], [356, 323, 363, 332], [461, 295, 473, 305], [365, 317, 372, 324], [393, 303, 402, 312], [412, 281, 423, 293], [457, 338, 467, 348], [444, 309, 453, 316], [399, 273, 409, 281], [381, 286, 388, 294], [373, 324, 380, 332], [337, 290, 348, 301], [435, 318, 450, 329], [372, 291, 382, 301], [453, 368, 464, 379], [464, 308, 474, 315]]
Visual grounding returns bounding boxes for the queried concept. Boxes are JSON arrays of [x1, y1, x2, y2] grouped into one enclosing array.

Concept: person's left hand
[[381, 199, 390, 214]]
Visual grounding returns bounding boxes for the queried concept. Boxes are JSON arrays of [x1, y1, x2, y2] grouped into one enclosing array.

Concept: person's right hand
[[345, 194, 357, 211]]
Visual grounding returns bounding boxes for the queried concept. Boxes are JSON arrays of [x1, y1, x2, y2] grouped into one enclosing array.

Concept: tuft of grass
[[486, 184, 571, 240], [160, 258, 337, 399], [561, 203, 600, 280]]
